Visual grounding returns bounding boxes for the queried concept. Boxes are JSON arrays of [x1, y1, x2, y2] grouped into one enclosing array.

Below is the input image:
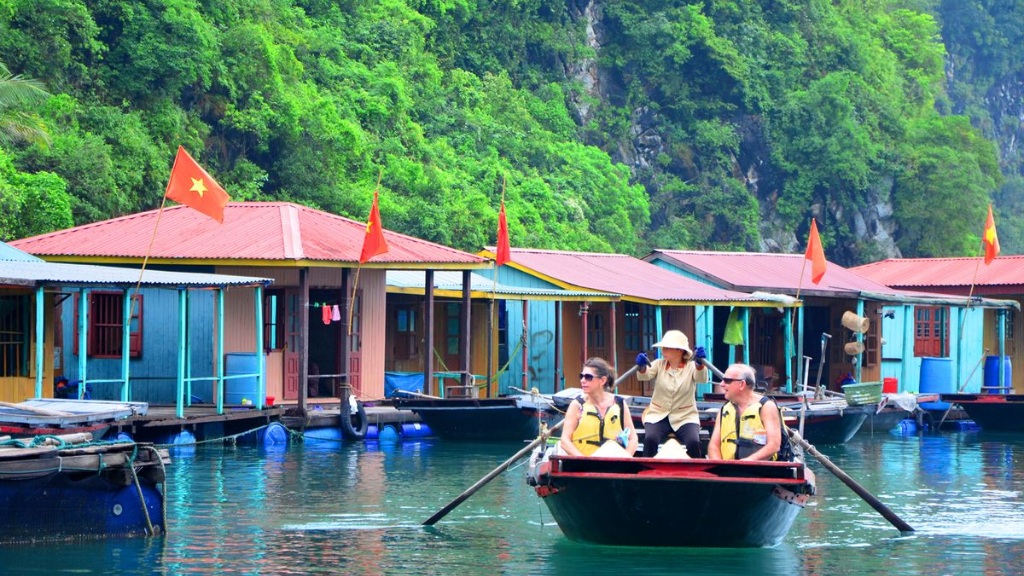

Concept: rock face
[[563, 1, 907, 264]]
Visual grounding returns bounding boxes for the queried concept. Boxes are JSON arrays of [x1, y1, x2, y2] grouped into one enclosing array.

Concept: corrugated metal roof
[[0, 260, 270, 288], [386, 270, 616, 301], [11, 202, 488, 268], [852, 256, 1024, 290], [647, 250, 893, 296], [648, 250, 1018, 309], [488, 248, 790, 305], [0, 241, 43, 262]]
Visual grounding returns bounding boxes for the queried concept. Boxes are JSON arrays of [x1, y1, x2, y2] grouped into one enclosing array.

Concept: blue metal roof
[[0, 260, 271, 288]]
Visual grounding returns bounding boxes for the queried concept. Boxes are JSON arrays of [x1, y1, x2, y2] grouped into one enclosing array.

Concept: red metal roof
[[11, 202, 486, 267], [647, 250, 894, 296], [496, 248, 780, 304], [852, 256, 1024, 295]]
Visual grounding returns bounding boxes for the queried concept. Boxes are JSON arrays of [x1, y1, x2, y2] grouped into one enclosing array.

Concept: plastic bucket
[[983, 355, 1012, 393], [225, 352, 265, 405], [882, 377, 898, 394], [919, 357, 953, 410]]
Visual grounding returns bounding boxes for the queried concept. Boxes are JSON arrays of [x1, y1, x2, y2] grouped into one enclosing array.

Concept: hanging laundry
[[322, 304, 331, 325], [331, 304, 342, 322]]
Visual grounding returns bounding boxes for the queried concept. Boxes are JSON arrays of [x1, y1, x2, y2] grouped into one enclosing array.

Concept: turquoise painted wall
[[62, 288, 216, 404]]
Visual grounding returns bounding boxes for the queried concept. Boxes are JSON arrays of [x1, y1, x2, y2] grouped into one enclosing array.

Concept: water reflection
[[1, 432, 1023, 574]]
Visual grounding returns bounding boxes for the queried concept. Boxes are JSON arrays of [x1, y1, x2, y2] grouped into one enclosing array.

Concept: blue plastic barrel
[[114, 431, 134, 443], [401, 422, 433, 439], [919, 357, 953, 410], [225, 352, 265, 405], [365, 424, 380, 440], [260, 422, 289, 446], [891, 418, 918, 435], [304, 426, 343, 443], [983, 355, 1012, 393], [378, 425, 400, 442]]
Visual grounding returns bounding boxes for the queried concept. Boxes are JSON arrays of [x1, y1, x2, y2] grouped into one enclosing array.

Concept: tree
[[0, 60, 50, 147]]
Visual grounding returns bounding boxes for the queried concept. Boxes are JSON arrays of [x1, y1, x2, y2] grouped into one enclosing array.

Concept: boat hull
[[393, 396, 553, 440], [531, 456, 814, 547], [942, 394, 1024, 432]]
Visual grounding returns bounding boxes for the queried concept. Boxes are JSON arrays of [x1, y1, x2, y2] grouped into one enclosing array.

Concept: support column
[[424, 270, 435, 395]]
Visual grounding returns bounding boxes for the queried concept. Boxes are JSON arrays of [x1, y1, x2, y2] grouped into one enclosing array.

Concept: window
[[588, 312, 606, 349], [625, 302, 657, 352], [394, 305, 418, 360], [74, 292, 142, 358], [913, 306, 948, 357], [263, 289, 285, 350], [0, 295, 29, 377]]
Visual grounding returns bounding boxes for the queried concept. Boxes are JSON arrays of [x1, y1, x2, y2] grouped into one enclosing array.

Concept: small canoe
[[527, 449, 816, 547]]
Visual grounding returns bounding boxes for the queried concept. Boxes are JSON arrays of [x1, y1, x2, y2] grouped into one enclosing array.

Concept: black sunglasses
[[721, 377, 746, 385], [579, 373, 600, 381]]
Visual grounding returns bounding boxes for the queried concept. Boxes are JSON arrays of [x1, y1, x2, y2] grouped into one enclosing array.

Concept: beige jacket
[[638, 358, 709, 429]]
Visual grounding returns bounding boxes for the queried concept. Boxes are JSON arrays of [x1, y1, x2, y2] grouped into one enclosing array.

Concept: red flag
[[164, 146, 230, 223], [805, 218, 827, 284], [983, 204, 1000, 265], [496, 200, 511, 266], [359, 189, 389, 263]]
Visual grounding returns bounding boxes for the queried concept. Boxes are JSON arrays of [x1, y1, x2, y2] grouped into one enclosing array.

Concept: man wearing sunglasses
[[707, 363, 784, 461]]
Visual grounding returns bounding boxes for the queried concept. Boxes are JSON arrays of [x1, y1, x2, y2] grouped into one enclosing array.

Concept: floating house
[[11, 202, 488, 407], [478, 248, 800, 396], [644, 250, 1019, 395], [853, 256, 1024, 394], [0, 241, 268, 418]]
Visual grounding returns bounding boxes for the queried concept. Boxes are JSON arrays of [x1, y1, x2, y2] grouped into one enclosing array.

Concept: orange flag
[[164, 146, 230, 223], [496, 200, 511, 266], [359, 189, 389, 263], [805, 218, 827, 284], [983, 204, 1000, 265]]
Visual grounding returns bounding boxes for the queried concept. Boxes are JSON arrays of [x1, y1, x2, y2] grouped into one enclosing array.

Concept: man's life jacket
[[719, 396, 794, 461]]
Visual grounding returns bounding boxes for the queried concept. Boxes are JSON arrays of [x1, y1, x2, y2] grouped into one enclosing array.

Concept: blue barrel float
[[919, 357, 953, 410], [983, 355, 1013, 393], [225, 352, 265, 405]]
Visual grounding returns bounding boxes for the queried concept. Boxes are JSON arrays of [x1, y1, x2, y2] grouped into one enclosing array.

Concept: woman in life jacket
[[707, 363, 784, 461], [559, 357, 639, 457]]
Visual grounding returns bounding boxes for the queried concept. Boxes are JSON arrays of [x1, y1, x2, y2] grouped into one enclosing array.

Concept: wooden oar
[[698, 358, 915, 534], [423, 364, 641, 526]]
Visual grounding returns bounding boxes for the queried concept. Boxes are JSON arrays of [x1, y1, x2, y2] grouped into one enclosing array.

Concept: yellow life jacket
[[572, 396, 627, 456], [719, 396, 777, 461]]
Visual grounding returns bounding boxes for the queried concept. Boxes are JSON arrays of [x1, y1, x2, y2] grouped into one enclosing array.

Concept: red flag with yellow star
[[983, 204, 1000, 265], [360, 189, 389, 263], [164, 146, 230, 222]]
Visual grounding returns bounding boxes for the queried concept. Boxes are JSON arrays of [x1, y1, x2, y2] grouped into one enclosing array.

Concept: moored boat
[[527, 449, 815, 547], [0, 432, 168, 543], [0, 398, 149, 439], [940, 393, 1024, 432], [392, 394, 555, 440]]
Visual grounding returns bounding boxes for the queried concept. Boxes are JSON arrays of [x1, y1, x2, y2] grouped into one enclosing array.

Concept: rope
[[129, 451, 156, 536], [145, 444, 168, 536]]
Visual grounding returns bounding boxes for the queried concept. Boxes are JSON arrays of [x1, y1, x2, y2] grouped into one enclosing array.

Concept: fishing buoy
[[114, 431, 133, 443], [891, 419, 918, 435]]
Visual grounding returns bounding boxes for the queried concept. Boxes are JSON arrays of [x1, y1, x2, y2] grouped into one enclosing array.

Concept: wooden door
[[914, 306, 948, 357], [348, 291, 362, 396], [283, 290, 300, 400]]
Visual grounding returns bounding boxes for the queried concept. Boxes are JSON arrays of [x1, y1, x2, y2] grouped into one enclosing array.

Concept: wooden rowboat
[[527, 448, 816, 547], [392, 394, 556, 440]]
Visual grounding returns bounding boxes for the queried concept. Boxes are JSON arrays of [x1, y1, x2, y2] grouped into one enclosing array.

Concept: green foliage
[[0, 148, 73, 241], [0, 0, 1014, 265]]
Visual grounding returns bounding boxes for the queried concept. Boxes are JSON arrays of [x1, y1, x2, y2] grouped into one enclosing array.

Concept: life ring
[[340, 397, 368, 440]]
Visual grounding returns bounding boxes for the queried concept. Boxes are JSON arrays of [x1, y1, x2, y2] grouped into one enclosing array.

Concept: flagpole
[[795, 255, 808, 301], [348, 265, 361, 337], [131, 195, 170, 315]]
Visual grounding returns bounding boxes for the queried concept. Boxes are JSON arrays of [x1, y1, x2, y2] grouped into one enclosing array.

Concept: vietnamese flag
[[359, 189, 389, 263], [983, 204, 1000, 265], [805, 218, 827, 284], [496, 200, 511, 266], [164, 146, 230, 223]]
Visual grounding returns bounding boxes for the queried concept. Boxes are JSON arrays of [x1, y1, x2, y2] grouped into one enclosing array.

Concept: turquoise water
[[1, 428, 1023, 575]]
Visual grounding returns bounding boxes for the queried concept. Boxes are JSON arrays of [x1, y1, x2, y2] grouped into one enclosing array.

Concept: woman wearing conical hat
[[635, 330, 709, 458]]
